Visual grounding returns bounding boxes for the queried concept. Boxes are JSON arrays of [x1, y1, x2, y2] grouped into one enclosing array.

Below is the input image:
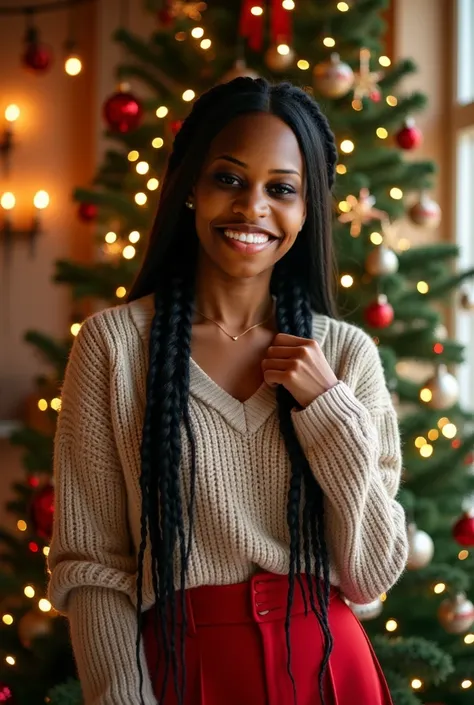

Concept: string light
[[415, 437, 426, 448], [134, 193, 147, 206], [340, 274, 353, 288], [175, 31, 186, 41], [352, 99, 363, 111], [340, 139, 354, 153], [464, 633, 474, 644], [390, 187, 404, 199], [323, 36, 336, 48], [147, 178, 159, 190], [129, 230, 140, 243], [434, 583, 446, 594], [370, 231, 383, 245], [428, 429, 439, 441], [297, 59, 310, 70], [156, 106, 169, 118], [37, 399, 48, 411], [200, 39, 211, 49], [17, 520, 27, 532], [5, 104, 20, 122], [33, 190, 50, 209], [411, 679, 423, 690], [338, 200, 351, 213], [417, 281, 429, 294], [1, 192, 16, 210], [380, 593, 387, 602], [442, 423, 457, 439], [191, 27, 204, 38], [24, 586, 35, 598], [116, 287, 127, 299], [385, 619, 398, 632], [136, 161, 149, 175], [38, 599, 52, 612], [459, 549, 470, 560], [123, 245, 136, 260], [379, 56, 391, 67], [5, 656, 15, 666], [337, 1, 350, 10], [2, 614, 13, 626], [65, 55, 82, 76], [152, 137, 164, 148], [438, 417, 450, 428], [251, 5, 264, 15], [282, 0, 295, 9], [182, 89, 195, 102], [127, 150, 139, 161], [70, 323, 82, 336], [420, 388, 433, 403], [461, 680, 473, 689], [43, 546, 49, 557], [376, 127, 388, 139], [420, 444, 433, 458], [386, 95, 398, 106], [277, 43, 291, 55], [336, 164, 347, 174], [105, 231, 117, 244]]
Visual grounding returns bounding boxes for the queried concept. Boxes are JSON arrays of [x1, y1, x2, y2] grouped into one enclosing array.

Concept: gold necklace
[[194, 307, 274, 341]]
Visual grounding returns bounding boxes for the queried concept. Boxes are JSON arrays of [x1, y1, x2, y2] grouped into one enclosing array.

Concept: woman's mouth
[[215, 228, 278, 254]]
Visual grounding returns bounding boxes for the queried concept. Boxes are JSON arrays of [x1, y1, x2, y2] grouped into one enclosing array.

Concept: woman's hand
[[262, 333, 338, 408]]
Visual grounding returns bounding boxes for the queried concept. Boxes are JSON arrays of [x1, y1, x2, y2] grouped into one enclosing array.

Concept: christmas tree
[[1, 1, 474, 704]]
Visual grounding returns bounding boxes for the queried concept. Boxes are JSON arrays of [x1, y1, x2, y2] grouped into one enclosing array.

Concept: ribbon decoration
[[238, 0, 292, 52]]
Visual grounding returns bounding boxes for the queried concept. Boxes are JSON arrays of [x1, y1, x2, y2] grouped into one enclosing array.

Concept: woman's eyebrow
[[212, 154, 301, 176]]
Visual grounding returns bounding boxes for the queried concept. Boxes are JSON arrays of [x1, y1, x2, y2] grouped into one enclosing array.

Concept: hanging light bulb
[[64, 52, 82, 76]]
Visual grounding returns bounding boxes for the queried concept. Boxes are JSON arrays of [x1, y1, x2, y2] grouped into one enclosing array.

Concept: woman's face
[[192, 112, 307, 281]]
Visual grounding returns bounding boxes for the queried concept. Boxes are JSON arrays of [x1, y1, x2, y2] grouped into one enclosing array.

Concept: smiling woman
[[47, 77, 408, 705]]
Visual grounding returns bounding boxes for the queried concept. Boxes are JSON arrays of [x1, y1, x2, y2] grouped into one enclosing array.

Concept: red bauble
[[78, 202, 98, 222], [395, 118, 423, 150], [103, 90, 143, 134], [0, 682, 15, 703], [30, 483, 54, 541], [22, 42, 52, 73], [364, 295, 394, 329], [452, 510, 474, 547], [170, 120, 184, 136], [370, 89, 381, 102]]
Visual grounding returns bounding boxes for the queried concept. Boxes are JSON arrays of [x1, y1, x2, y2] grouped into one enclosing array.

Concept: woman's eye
[[214, 173, 240, 186], [269, 184, 296, 196], [213, 173, 296, 196]]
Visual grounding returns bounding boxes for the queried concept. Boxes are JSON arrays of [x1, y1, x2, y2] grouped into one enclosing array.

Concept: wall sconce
[[1, 189, 50, 259], [1, 104, 20, 176]]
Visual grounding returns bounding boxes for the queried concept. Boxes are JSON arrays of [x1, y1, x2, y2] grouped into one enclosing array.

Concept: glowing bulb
[[65, 55, 82, 76], [37, 399, 48, 412], [34, 190, 50, 209], [434, 583, 446, 594], [17, 520, 27, 531], [6, 656, 15, 666], [200, 39, 211, 49], [123, 245, 136, 260], [136, 161, 149, 175], [411, 679, 423, 690], [251, 5, 264, 15], [156, 106, 169, 118], [5, 104, 20, 122], [386, 95, 398, 106], [127, 150, 139, 161], [380, 593, 387, 602], [415, 437, 427, 448], [376, 127, 388, 139], [385, 619, 398, 632], [420, 444, 433, 458], [370, 231, 383, 245], [152, 137, 164, 149], [129, 230, 140, 243], [379, 55, 391, 67], [352, 99, 363, 111], [461, 680, 472, 689], [340, 274, 353, 288], [337, 1, 350, 9], [323, 37, 336, 48], [459, 550, 469, 560], [442, 423, 457, 439], [70, 323, 82, 336], [297, 59, 310, 70], [428, 429, 439, 441], [51, 397, 61, 411], [336, 164, 347, 175], [340, 140, 354, 153], [390, 187, 403, 200], [38, 598, 52, 612], [134, 192, 147, 206], [147, 178, 159, 190], [191, 27, 204, 38], [24, 586, 35, 598], [1, 192, 16, 210], [105, 231, 117, 244], [116, 286, 127, 299], [338, 200, 351, 213], [464, 633, 474, 644], [43, 546, 50, 557], [277, 44, 291, 55], [282, 0, 295, 8], [175, 31, 186, 41], [433, 343, 444, 354], [417, 281, 429, 294], [182, 89, 195, 102], [2, 614, 13, 626]]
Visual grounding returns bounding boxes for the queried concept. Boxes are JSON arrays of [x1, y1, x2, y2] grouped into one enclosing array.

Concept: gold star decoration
[[338, 188, 388, 237], [353, 48, 383, 102]]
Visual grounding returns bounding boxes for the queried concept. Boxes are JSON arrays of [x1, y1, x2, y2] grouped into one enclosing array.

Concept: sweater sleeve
[[291, 328, 408, 604], [47, 315, 157, 705]]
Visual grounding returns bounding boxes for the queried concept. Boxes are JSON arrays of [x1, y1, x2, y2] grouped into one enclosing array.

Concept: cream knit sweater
[[48, 293, 408, 705]]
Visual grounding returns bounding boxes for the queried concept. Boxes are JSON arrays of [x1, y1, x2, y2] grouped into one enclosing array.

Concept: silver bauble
[[408, 194, 442, 228], [406, 523, 434, 570], [346, 597, 383, 621], [423, 364, 459, 410], [437, 593, 474, 634], [365, 246, 399, 276], [313, 53, 355, 98], [264, 45, 295, 72]]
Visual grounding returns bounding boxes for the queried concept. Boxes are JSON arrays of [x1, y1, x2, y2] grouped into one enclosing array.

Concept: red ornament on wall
[[364, 295, 394, 329], [78, 202, 98, 222], [30, 482, 54, 541], [452, 510, 474, 547], [395, 118, 423, 150], [0, 682, 15, 703], [103, 89, 143, 134], [22, 38, 52, 73]]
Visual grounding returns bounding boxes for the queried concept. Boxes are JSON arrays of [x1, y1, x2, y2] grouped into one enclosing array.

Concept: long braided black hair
[[128, 77, 339, 704]]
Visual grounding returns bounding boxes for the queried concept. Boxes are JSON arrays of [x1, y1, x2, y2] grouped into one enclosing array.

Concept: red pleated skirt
[[142, 572, 393, 705]]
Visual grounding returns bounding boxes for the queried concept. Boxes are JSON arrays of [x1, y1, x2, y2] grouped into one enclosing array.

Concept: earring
[[185, 200, 195, 210]]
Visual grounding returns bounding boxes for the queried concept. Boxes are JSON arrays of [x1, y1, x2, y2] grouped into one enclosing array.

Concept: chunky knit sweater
[[48, 293, 408, 705]]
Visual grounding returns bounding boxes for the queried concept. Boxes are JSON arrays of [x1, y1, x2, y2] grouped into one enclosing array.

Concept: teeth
[[223, 229, 270, 244]]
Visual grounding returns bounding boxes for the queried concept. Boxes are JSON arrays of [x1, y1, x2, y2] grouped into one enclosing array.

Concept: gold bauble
[[345, 597, 383, 621], [437, 593, 474, 634], [219, 59, 259, 84], [313, 53, 354, 98], [264, 45, 295, 72], [18, 609, 54, 648], [423, 364, 459, 410], [365, 245, 399, 276], [406, 523, 434, 570]]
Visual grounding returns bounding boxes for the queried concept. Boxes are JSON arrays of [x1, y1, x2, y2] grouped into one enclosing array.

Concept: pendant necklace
[[194, 307, 274, 342]]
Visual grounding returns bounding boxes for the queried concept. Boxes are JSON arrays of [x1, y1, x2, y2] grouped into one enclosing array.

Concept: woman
[[48, 77, 408, 705]]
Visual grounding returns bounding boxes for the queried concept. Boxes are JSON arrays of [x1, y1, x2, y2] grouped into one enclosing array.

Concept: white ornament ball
[[346, 597, 383, 621], [406, 523, 434, 570], [408, 194, 442, 228], [313, 53, 355, 98], [365, 246, 399, 276], [264, 44, 295, 72], [423, 364, 459, 410], [437, 593, 474, 634]]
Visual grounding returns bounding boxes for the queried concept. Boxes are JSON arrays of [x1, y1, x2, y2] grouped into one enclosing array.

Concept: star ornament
[[353, 48, 384, 102], [338, 188, 388, 237]]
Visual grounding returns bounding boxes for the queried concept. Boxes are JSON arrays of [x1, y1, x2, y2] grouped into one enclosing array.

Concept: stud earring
[[185, 200, 195, 210]]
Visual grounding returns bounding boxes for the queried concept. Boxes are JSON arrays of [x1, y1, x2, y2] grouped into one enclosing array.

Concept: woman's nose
[[232, 188, 270, 219]]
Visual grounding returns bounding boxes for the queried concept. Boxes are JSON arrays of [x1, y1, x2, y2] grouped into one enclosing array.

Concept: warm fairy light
[[116, 286, 127, 299], [415, 437, 427, 448], [336, 164, 347, 174], [420, 444, 433, 458], [340, 274, 353, 288], [385, 619, 398, 632], [156, 106, 169, 118], [428, 429, 439, 441], [200, 39, 212, 49], [438, 417, 450, 428], [38, 599, 52, 612], [65, 55, 82, 76], [352, 99, 363, 111], [38, 399, 48, 412], [337, 1, 350, 10], [29, 542, 39, 553], [390, 187, 403, 199], [323, 37, 336, 48], [380, 593, 387, 602], [338, 200, 351, 213], [127, 150, 139, 161], [136, 161, 149, 175], [462, 680, 473, 689], [17, 520, 27, 532], [129, 230, 140, 243], [70, 323, 82, 336], [5, 104, 20, 122], [277, 43, 291, 55], [340, 139, 354, 153], [191, 27, 204, 38], [417, 281, 429, 294], [379, 55, 391, 67], [182, 89, 196, 102], [24, 586, 35, 598], [134, 192, 147, 205], [397, 238, 411, 251], [420, 388, 432, 403], [1, 192, 16, 210], [50, 397, 61, 411], [459, 550, 469, 560], [434, 583, 446, 594], [152, 137, 164, 148], [250, 5, 264, 15], [411, 679, 423, 690], [386, 95, 398, 106], [175, 31, 186, 41], [2, 614, 13, 626], [376, 127, 388, 139], [297, 59, 310, 70], [43, 546, 50, 557], [147, 177, 159, 190], [5, 656, 15, 666], [34, 190, 50, 209], [434, 343, 444, 354], [282, 0, 295, 9], [370, 232, 383, 245], [105, 231, 117, 244], [123, 245, 136, 260], [442, 423, 457, 439], [464, 633, 474, 644]]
